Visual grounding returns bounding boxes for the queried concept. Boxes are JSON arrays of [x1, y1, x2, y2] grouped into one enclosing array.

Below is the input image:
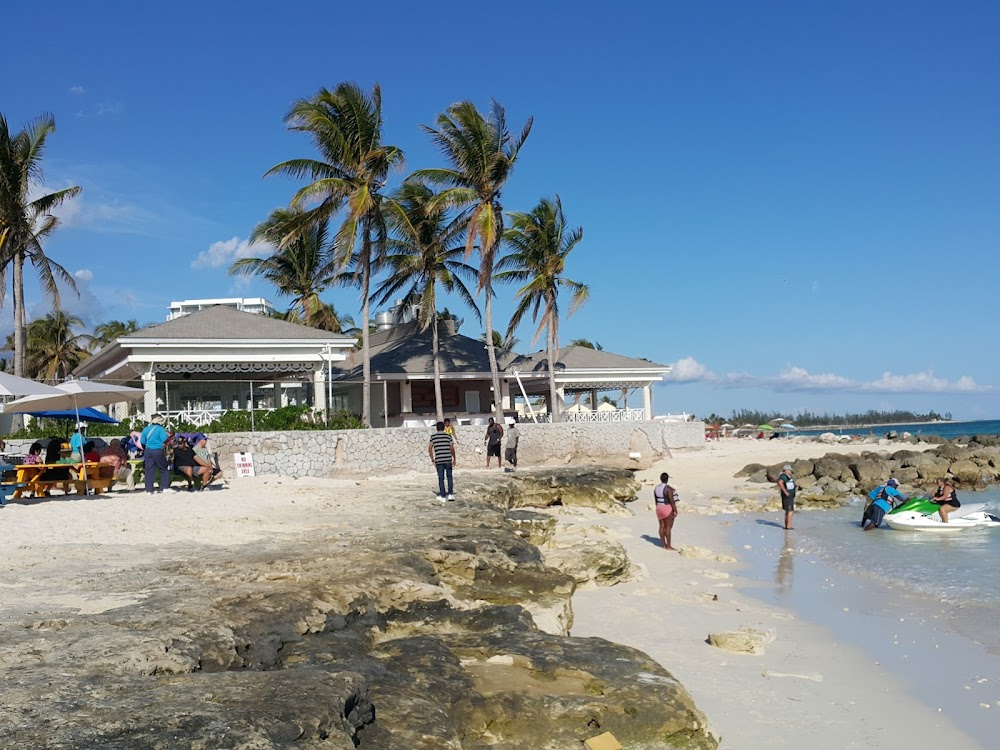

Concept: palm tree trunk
[[432, 314, 444, 423], [12, 251, 25, 378], [547, 305, 559, 423], [360, 226, 372, 428], [484, 278, 505, 422]]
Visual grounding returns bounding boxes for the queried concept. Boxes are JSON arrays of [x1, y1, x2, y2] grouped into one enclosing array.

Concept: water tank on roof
[[374, 311, 395, 331]]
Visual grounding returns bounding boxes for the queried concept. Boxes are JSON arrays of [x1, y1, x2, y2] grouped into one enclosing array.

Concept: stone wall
[[1, 420, 704, 478], [208, 420, 704, 477]]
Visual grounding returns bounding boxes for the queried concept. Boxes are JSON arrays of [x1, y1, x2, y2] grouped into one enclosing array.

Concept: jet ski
[[884, 497, 1000, 531]]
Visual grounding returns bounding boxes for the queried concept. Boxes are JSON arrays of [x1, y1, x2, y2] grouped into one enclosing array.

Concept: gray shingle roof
[[122, 305, 352, 342], [509, 345, 669, 373], [334, 321, 517, 379]]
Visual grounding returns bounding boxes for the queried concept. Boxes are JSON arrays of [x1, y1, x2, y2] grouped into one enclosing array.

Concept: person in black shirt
[[172, 436, 205, 491]]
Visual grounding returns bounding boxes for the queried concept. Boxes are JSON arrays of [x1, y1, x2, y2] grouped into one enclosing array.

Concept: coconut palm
[[25, 310, 93, 381], [497, 196, 588, 423], [264, 82, 404, 426], [0, 113, 81, 377], [229, 208, 349, 332], [93, 319, 141, 348], [569, 338, 603, 350], [375, 182, 480, 421], [413, 100, 532, 421]]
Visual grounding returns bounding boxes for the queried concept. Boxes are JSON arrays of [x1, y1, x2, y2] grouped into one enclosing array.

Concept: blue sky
[[5, 1, 999, 420]]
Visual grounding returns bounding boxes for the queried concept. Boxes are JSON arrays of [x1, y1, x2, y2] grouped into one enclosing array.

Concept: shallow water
[[728, 493, 1000, 747]]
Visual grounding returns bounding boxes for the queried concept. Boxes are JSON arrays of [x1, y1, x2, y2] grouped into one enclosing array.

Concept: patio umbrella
[[720, 423, 735, 429], [757, 424, 775, 431], [5, 381, 145, 493], [0, 372, 63, 398], [25, 407, 119, 424], [768, 418, 789, 426]]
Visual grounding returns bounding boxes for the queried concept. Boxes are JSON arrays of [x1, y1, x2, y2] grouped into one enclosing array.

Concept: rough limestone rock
[[506, 509, 557, 547], [0, 476, 717, 749], [542, 538, 632, 588], [467, 468, 641, 514], [707, 628, 776, 655], [849, 457, 888, 486], [950, 459, 985, 485], [734, 462, 767, 478]]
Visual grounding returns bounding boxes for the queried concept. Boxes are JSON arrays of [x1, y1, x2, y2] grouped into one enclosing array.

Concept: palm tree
[[25, 310, 92, 381], [497, 196, 588, 423], [0, 113, 81, 378], [569, 338, 603, 350], [375, 182, 480, 421], [413, 100, 532, 421], [264, 82, 404, 426], [93, 319, 141, 348], [229, 208, 349, 331]]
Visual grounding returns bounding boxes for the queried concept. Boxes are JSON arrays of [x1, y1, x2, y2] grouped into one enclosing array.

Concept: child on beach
[[653, 472, 678, 551]]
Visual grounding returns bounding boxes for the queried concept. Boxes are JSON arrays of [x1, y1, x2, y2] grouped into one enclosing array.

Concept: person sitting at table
[[99, 439, 134, 490], [172, 436, 205, 491], [22, 442, 44, 465], [83, 441, 100, 464], [193, 435, 223, 489], [70, 422, 87, 455]]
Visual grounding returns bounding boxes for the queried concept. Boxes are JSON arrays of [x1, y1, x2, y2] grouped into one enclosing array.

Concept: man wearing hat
[[777, 464, 796, 530], [69, 421, 87, 456], [862, 478, 907, 531], [139, 414, 173, 494]]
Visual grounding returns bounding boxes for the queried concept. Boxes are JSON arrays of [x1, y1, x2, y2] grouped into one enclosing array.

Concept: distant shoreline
[[798, 419, 955, 431]]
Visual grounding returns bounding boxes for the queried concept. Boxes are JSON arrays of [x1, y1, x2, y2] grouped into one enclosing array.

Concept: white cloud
[[192, 236, 272, 270], [719, 366, 990, 394], [69, 85, 86, 95], [664, 356, 715, 383], [662, 358, 990, 394], [74, 268, 94, 282]]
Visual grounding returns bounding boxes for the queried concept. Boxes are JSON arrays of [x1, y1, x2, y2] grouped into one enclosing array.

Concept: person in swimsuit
[[932, 478, 960, 523], [777, 464, 796, 530], [653, 472, 678, 551]]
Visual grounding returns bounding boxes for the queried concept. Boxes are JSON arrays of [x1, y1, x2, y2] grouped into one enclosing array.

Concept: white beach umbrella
[[5, 381, 146, 493], [0, 372, 63, 398]]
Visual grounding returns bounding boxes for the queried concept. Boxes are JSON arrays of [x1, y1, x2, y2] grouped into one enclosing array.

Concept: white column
[[313, 367, 326, 418], [642, 384, 653, 420], [400, 381, 413, 413], [501, 380, 512, 410], [142, 370, 157, 418], [277, 378, 289, 408], [555, 386, 565, 422]]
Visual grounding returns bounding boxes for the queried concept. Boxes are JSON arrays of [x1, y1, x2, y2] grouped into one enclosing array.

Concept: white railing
[[565, 408, 646, 423]]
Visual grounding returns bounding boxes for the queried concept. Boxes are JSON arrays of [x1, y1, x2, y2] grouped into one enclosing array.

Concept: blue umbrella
[[26, 407, 119, 424]]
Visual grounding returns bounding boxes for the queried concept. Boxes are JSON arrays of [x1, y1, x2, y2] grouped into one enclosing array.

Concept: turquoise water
[[797, 418, 1000, 440]]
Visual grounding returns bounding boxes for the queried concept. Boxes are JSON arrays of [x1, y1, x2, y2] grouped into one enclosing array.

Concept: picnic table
[[8, 462, 113, 499]]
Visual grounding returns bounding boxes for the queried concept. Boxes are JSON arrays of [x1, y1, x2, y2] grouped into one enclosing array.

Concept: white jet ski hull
[[884, 506, 1000, 532]]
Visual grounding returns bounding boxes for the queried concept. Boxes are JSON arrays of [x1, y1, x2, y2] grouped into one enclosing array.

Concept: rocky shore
[[0, 469, 716, 749], [734, 434, 1000, 506]]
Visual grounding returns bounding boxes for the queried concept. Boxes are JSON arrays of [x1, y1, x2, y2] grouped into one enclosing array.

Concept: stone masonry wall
[[2, 421, 704, 478], [207, 420, 704, 477]]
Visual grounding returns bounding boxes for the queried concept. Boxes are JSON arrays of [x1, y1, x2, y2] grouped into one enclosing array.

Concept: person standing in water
[[777, 464, 796, 530], [653, 472, 678, 551]]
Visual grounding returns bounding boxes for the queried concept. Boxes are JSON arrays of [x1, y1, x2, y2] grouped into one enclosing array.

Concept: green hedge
[[5, 406, 365, 439]]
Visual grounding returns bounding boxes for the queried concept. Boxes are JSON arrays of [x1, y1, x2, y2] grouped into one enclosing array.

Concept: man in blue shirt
[[69, 422, 87, 454], [862, 478, 907, 530], [140, 414, 173, 494]]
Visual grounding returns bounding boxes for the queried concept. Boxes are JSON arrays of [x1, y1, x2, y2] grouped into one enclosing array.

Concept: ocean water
[[797, 418, 1000, 440], [729, 493, 1000, 746]]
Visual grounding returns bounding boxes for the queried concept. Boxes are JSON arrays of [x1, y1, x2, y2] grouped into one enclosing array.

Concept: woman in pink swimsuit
[[654, 472, 679, 551]]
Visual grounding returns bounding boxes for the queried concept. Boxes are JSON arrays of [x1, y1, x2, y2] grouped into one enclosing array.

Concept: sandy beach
[[571, 439, 995, 749], [0, 438, 995, 748]]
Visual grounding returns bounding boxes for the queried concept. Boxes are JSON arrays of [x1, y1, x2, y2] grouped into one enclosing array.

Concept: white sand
[[570, 439, 988, 749]]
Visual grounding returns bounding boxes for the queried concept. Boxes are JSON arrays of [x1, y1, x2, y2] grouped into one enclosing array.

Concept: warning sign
[[233, 452, 256, 478]]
